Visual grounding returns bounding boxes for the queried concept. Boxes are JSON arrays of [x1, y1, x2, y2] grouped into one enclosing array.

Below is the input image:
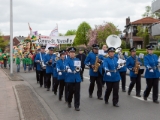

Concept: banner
[[33, 35, 75, 44]]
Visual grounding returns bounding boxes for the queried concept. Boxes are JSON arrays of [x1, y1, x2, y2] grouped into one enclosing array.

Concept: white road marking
[[132, 96, 152, 101]]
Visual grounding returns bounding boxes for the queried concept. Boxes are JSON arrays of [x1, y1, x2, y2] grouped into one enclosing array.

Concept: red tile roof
[[131, 17, 160, 25]]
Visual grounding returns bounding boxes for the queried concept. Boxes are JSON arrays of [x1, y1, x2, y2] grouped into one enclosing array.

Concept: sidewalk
[[0, 69, 20, 120]]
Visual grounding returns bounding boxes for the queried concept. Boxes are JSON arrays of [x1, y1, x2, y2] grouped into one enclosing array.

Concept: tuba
[[106, 35, 121, 48], [75, 66, 81, 72]]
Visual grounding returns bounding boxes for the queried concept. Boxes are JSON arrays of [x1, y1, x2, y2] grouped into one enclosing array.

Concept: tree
[[136, 25, 149, 48], [87, 22, 120, 46], [74, 22, 91, 46], [65, 30, 76, 36], [142, 6, 160, 19], [121, 40, 126, 49], [0, 32, 9, 52], [59, 33, 64, 36]]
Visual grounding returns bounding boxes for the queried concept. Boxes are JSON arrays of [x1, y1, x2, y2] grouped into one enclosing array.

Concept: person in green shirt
[[2, 51, 7, 68], [8, 55, 10, 68], [16, 55, 21, 72], [0, 54, 3, 68], [22, 56, 27, 72]]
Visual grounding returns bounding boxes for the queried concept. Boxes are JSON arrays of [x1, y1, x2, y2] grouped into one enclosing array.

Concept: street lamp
[[10, 0, 13, 75]]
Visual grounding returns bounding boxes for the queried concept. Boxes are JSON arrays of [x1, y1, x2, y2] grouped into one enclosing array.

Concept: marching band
[[0, 35, 156, 112]]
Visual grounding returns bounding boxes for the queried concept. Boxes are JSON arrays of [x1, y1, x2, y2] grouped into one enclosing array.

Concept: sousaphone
[[106, 35, 121, 48]]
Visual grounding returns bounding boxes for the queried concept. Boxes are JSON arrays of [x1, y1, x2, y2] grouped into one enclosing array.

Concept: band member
[[53, 55, 59, 94], [115, 47, 127, 92], [44, 47, 55, 91], [103, 47, 121, 107], [76, 48, 86, 82], [143, 45, 159, 104], [56, 50, 66, 101], [65, 47, 81, 111], [126, 47, 143, 97], [35, 45, 46, 87], [84, 44, 103, 100]]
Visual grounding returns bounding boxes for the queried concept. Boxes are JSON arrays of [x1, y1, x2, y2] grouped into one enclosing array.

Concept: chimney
[[126, 17, 130, 25]]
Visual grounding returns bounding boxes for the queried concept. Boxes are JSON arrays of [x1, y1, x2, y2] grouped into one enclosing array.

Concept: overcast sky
[[0, 0, 152, 37]]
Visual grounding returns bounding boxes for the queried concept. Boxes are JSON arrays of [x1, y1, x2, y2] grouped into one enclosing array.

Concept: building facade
[[124, 17, 159, 49], [152, 0, 160, 36]]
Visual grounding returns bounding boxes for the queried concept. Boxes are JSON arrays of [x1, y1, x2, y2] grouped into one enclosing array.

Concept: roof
[[15, 36, 26, 42], [1, 35, 10, 41], [131, 17, 160, 25]]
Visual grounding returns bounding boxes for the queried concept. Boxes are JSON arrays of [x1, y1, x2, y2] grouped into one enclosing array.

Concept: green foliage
[[121, 40, 126, 49], [142, 6, 160, 18], [65, 30, 76, 36], [123, 50, 160, 56], [74, 21, 91, 46], [59, 33, 64, 36], [0, 32, 9, 52], [136, 25, 149, 48]]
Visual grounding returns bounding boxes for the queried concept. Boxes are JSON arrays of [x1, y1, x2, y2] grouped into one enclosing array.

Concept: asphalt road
[[13, 64, 160, 120]]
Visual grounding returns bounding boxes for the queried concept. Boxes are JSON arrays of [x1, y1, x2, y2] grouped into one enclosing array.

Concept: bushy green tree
[[65, 30, 76, 36], [74, 22, 91, 46], [0, 32, 9, 51], [142, 6, 160, 19]]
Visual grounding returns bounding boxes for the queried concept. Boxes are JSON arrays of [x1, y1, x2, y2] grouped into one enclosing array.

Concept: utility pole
[[10, 0, 13, 75]]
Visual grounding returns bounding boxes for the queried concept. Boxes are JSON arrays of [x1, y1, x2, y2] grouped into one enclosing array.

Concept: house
[[124, 17, 160, 49]]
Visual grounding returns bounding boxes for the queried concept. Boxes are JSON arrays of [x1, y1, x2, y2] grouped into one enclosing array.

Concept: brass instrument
[[134, 57, 140, 74], [93, 56, 100, 72], [75, 66, 81, 72], [104, 53, 109, 58]]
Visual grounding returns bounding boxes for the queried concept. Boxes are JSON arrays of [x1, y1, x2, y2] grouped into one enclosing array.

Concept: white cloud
[[0, 0, 152, 36]]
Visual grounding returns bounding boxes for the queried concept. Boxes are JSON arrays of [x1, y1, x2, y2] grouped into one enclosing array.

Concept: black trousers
[[89, 76, 102, 98], [104, 81, 119, 104], [144, 78, 159, 101], [53, 77, 59, 93], [37, 70, 46, 86], [36, 70, 39, 82], [128, 73, 141, 95], [3, 59, 7, 68], [46, 73, 52, 89], [65, 83, 69, 102], [80, 67, 84, 81], [68, 82, 81, 108], [119, 72, 126, 90], [59, 80, 65, 99]]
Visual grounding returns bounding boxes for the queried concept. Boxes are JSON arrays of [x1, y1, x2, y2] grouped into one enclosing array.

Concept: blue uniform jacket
[[144, 54, 160, 78], [44, 54, 56, 74], [34, 52, 46, 71], [84, 52, 102, 76], [103, 57, 121, 82], [65, 57, 81, 83], [56, 59, 66, 80], [126, 56, 142, 77], [114, 53, 127, 72]]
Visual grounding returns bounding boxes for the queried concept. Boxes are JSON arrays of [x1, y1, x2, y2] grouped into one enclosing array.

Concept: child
[[16, 55, 21, 72]]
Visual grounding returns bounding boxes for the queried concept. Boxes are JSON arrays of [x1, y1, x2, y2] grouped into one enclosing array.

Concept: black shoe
[[44, 86, 47, 88], [105, 101, 109, 104], [89, 94, 92, 98], [113, 103, 119, 107], [75, 108, 80, 111], [68, 103, 71, 108], [122, 89, 126, 92], [143, 96, 147, 101], [153, 100, 159, 104], [98, 97, 103, 100], [40, 85, 42, 88], [47, 88, 50, 91], [128, 91, 130, 95], [59, 98, 62, 101], [54, 92, 57, 95], [136, 94, 141, 97]]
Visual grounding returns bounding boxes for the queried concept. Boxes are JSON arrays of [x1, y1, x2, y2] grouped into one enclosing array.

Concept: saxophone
[[93, 56, 100, 72], [134, 56, 140, 74]]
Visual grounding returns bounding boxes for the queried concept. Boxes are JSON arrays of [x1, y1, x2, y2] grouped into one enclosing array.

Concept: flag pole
[[10, 0, 13, 75]]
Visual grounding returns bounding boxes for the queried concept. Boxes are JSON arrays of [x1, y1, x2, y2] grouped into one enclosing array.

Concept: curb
[[27, 82, 59, 120], [13, 86, 25, 120]]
